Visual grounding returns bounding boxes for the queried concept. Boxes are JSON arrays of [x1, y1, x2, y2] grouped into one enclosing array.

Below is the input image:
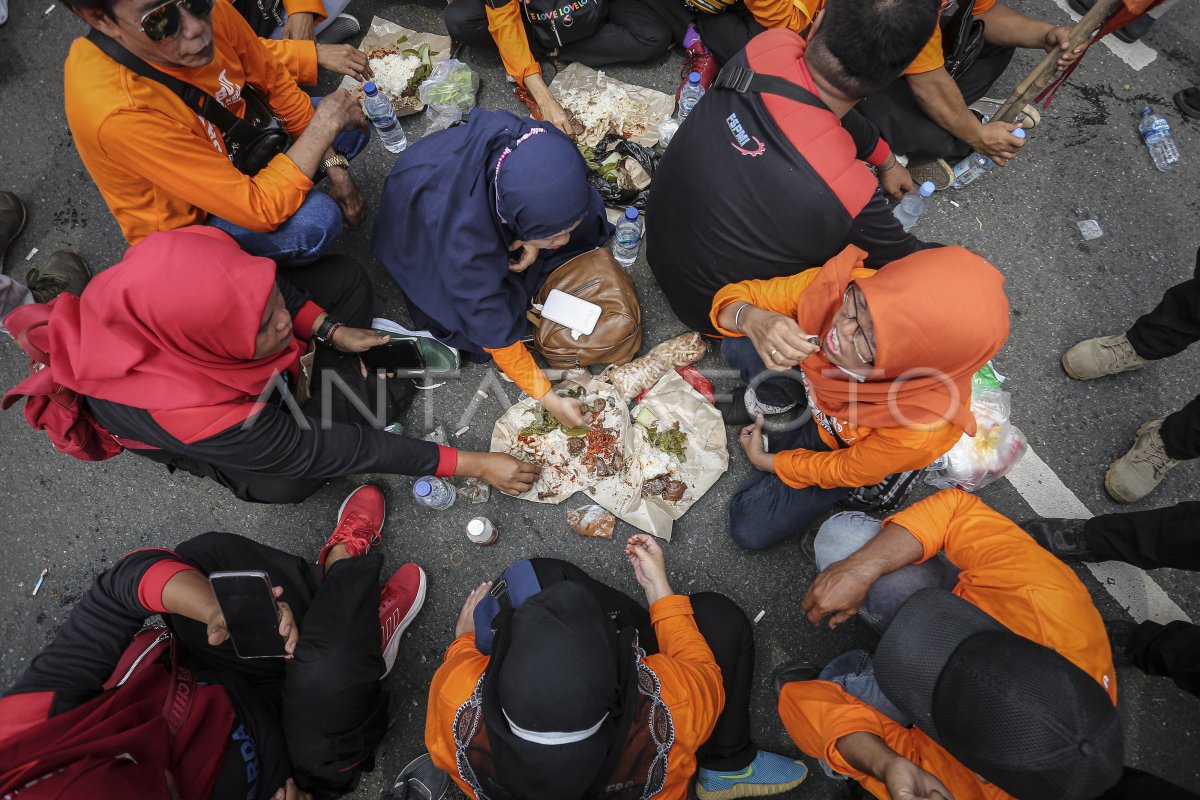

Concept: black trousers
[[1085, 502, 1200, 701], [171, 532, 389, 799], [641, 0, 766, 65], [1125, 247, 1200, 461], [140, 255, 413, 504], [444, 0, 672, 68], [529, 559, 757, 772], [855, 43, 1016, 160]]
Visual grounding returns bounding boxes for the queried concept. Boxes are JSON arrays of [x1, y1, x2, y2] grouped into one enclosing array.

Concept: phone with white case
[[540, 289, 601, 336]]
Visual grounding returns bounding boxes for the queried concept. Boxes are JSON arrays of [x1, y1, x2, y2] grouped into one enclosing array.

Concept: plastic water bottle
[[893, 181, 936, 231], [362, 82, 408, 154], [413, 476, 456, 509], [612, 207, 642, 268], [678, 72, 704, 122], [1138, 106, 1181, 172], [950, 128, 1026, 190]]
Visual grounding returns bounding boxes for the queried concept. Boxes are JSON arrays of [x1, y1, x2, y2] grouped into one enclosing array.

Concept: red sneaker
[[380, 563, 427, 677], [317, 485, 385, 567], [677, 40, 719, 100]]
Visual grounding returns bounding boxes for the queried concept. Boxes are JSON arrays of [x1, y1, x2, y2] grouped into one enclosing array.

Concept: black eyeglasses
[[842, 286, 876, 365], [127, 0, 214, 42]]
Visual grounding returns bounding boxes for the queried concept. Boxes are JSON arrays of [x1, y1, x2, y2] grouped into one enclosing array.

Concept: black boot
[[772, 661, 823, 697], [1020, 518, 1096, 562], [0, 191, 26, 273], [26, 251, 92, 303]]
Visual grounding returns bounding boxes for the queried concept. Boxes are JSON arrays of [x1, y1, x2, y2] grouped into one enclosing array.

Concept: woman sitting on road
[[711, 244, 1010, 550], [373, 109, 613, 430], [11, 227, 536, 504], [424, 537, 809, 800]]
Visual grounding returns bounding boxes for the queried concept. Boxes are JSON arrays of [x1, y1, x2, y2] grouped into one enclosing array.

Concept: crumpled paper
[[490, 372, 728, 540], [337, 17, 452, 117], [549, 63, 675, 148]]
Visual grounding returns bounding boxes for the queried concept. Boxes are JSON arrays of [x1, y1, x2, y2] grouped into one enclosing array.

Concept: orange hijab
[[795, 245, 1010, 436]]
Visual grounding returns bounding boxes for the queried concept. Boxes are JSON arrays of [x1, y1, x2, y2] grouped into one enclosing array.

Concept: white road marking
[[1004, 446, 1190, 624], [1049, 0, 1158, 71]]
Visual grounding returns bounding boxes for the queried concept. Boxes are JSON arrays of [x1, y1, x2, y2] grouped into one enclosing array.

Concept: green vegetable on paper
[[519, 388, 588, 438], [644, 421, 688, 463]]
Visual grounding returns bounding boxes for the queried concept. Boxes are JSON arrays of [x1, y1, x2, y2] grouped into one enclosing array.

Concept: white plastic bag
[[925, 367, 1027, 493], [417, 59, 480, 131]]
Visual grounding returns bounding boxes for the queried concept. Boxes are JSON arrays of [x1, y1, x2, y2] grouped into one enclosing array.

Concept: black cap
[[874, 589, 1123, 800]]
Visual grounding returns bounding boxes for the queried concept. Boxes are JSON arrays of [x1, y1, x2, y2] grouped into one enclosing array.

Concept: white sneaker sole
[[382, 566, 427, 678]]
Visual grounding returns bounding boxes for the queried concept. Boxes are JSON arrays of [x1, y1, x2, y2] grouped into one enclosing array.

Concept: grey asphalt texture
[[1, 1, 1199, 797]]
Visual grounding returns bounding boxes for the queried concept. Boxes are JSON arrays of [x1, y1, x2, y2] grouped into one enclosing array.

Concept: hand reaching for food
[[541, 391, 587, 429], [625, 534, 673, 605]]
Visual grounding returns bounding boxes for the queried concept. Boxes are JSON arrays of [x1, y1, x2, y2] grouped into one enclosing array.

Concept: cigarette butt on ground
[[44, 3, 55, 13], [25, 247, 38, 261], [753, 609, 766, 624], [32, 568, 49, 596], [454, 426, 469, 437], [475, 390, 489, 400]]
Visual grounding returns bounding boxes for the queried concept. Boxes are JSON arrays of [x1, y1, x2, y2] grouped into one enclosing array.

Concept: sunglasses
[[130, 0, 214, 42]]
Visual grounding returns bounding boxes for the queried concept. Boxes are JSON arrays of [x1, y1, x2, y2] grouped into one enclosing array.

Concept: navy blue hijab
[[372, 110, 613, 356]]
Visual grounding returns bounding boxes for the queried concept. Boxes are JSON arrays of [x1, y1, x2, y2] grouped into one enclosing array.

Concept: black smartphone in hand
[[209, 571, 286, 659], [361, 337, 426, 373]]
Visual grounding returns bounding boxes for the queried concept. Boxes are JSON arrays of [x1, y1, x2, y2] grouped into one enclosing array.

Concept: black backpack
[[231, 0, 283, 37]]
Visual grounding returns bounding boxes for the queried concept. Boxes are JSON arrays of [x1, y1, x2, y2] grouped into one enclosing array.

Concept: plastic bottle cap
[[919, 181, 935, 197], [688, 71, 701, 84], [1012, 128, 1026, 139], [624, 207, 638, 220], [1140, 105, 1153, 116], [414, 480, 432, 497], [467, 519, 485, 535], [363, 82, 378, 96]]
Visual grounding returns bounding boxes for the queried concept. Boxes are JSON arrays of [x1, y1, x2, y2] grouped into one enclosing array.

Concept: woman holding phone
[[373, 109, 613, 430], [0, 486, 421, 800], [11, 226, 538, 504]]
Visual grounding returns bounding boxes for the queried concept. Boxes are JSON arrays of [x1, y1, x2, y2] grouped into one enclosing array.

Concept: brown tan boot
[[1062, 333, 1152, 380], [1105, 420, 1180, 503]]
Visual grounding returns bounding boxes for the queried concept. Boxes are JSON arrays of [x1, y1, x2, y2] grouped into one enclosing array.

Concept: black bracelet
[[314, 316, 341, 345]]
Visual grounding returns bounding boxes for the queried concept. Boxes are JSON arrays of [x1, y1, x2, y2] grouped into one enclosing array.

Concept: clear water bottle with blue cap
[[950, 128, 1026, 190], [1138, 106, 1181, 172], [413, 476, 456, 509], [678, 72, 705, 122], [612, 207, 642, 268], [362, 82, 408, 154], [893, 181, 936, 231]]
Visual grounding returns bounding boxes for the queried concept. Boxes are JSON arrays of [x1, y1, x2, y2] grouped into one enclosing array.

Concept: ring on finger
[[769, 347, 779, 358]]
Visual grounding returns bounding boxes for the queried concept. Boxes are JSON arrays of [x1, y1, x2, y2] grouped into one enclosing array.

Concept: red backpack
[[2, 302, 124, 461]]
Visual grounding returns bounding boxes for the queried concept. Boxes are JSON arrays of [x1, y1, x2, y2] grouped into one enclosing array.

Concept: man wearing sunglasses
[[63, 0, 369, 266]]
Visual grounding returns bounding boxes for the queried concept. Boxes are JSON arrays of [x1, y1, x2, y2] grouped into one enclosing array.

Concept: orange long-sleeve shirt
[[711, 269, 961, 490], [259, 37, 318, 86], [426, 594, 725, 799], [736, 0, 997, 74], [779, 489, 1117, 800], [64, 0, 316, 245], [484, 1, 544, 85], [485, 341, 552, 400]]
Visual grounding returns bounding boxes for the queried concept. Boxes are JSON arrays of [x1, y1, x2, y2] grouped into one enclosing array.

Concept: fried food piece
[[566, 504, 616, 539]]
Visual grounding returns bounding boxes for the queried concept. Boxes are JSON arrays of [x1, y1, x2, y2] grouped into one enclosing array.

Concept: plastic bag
[[417, 59, 480, 132], [925, 364, 1027, 492], [583, 134, 661, 210]]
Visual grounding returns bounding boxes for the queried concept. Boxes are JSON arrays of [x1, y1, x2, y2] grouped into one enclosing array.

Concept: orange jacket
[[426, 594, 725, 799], [711, 269, 961, 490], [64, 0, 316, 245], [738, 0, 997, 74], [259, 37, 318, 86], [779, 489, 1117, 800]]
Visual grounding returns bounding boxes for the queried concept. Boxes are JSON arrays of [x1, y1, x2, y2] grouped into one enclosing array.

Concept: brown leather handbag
[[530, 248, 643, 369]]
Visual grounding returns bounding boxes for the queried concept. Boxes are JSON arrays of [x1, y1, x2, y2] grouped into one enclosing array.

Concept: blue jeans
[[207, 99, 369, 266], [814, 511, 960, 633], [728, 421, 849, 550], [721, 336, 808, 410]]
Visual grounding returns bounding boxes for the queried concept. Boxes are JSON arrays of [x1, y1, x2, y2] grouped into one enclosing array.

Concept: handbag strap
[[713, 64, 827, 110], [85, 28, 244, 135]]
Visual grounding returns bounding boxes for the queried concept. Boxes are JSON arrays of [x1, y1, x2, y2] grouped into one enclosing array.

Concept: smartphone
[[361, 337, 426, 372], [208, 571, 286, 659], [541, 289, 601, 335]]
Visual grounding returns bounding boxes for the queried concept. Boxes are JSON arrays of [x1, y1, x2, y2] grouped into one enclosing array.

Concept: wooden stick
[[993, 0, 1124, 123]]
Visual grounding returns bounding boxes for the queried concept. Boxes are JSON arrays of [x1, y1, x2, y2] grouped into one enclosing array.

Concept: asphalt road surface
[[0, 0, 1198, 797]]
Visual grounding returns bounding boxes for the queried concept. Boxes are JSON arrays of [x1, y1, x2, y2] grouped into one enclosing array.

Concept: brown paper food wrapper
[[337, 17, 452, 117], [548, 63, 675, 148], [490, 371, 728, 540]]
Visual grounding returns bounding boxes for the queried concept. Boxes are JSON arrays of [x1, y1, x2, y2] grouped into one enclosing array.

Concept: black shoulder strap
[[712, 64, 828, 110], [85, 28, 243, 134]]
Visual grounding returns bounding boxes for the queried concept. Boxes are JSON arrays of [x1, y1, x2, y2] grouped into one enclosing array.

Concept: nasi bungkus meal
[[634, 408, 689, 503], [366, 37, 438, 111], [555, 73, 653, 148], [512, 387, 626, 499]]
